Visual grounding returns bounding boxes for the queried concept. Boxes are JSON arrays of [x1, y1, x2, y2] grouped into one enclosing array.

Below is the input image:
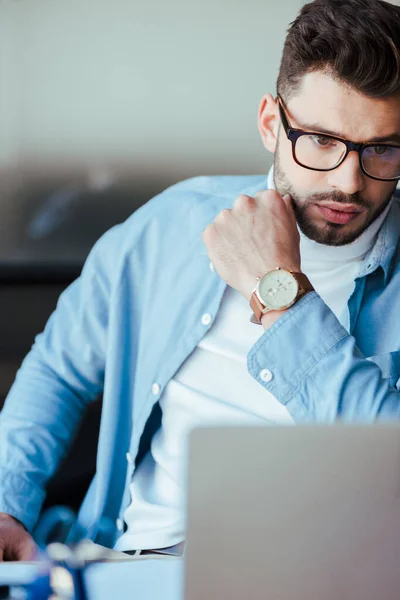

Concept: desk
[[85, 559, 184, 600], [0, 559, 184, 600]]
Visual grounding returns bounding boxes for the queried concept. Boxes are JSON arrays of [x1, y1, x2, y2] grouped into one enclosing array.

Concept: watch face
[[258, 269, 299, 310]]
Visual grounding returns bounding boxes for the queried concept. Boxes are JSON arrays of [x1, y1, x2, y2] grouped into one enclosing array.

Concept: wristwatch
[[250, 267, 314, 324]]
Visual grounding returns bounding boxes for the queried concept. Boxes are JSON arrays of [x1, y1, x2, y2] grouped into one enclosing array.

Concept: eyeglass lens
[[295, 134, 400, 179]]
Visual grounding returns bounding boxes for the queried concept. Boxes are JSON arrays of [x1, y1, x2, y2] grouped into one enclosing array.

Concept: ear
[[258, 93, 280, 153]]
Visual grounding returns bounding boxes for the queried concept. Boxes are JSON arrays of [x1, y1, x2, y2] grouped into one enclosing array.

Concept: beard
[[273, 143, 394, 246]]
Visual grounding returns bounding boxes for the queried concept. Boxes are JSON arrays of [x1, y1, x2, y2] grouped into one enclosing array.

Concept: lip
[[317, 202, 362, 213], [316, 204, 362, 225]]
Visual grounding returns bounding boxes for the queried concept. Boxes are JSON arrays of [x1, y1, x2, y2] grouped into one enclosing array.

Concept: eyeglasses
[[277, 95, 400, 182]]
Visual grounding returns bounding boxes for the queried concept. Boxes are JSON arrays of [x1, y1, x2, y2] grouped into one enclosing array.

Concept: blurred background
[[0, 0, 308, 272], [0, 0, 398, 515]]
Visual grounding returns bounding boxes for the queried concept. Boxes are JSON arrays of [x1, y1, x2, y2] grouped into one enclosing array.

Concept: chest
[[159, 287, 294, 431]]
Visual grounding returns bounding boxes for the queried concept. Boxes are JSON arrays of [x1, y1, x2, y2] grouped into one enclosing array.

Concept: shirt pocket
[[367, 350, 400, 390]]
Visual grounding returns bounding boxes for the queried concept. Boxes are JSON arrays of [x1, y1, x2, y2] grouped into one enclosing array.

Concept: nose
[[327, 150, 366, 196]]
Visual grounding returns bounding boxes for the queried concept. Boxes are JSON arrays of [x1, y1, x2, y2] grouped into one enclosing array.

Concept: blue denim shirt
[[1, 175, 400, 543]]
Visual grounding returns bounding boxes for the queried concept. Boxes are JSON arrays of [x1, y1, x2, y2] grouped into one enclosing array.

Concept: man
[[1, 0, 400, 562]]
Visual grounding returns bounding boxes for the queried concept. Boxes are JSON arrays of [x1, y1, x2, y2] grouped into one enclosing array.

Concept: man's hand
[[202, 190, 301, 301], [0, 513, 37, 561]]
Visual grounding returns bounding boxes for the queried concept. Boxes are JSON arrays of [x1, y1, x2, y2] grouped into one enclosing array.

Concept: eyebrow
[[299, 121, 400, 145]]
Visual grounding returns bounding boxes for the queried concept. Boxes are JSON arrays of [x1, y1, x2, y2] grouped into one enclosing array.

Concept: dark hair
[[277, 0, 400, 100]]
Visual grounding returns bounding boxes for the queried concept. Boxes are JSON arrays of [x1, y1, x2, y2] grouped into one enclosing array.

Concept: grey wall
[[0, 0, 305, 180]]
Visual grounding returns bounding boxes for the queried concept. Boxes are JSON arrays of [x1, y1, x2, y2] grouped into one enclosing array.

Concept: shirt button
[[126, 452, 134, 465], [152, 382, 161, 396], [260, 368, 273, 383], [201, 313, 212, 326], [116, 518, 124, 532], [209, 261, 215, 272]]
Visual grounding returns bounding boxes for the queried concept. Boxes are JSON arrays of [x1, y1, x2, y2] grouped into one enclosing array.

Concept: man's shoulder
[[87, 174, 269, 278], [131, 174, 269, 219], [117, 174, 268, 240], [168, 174, 269, 199]]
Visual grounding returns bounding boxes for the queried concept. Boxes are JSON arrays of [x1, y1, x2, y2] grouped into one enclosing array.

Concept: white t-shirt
[[114, 170, 391, 552]]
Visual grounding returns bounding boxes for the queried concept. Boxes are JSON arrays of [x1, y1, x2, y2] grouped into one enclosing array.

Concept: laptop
[[184, 425, 400, 600]]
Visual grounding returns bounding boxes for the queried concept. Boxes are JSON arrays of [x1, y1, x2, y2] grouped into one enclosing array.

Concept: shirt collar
[[359, 199, 400, 283]]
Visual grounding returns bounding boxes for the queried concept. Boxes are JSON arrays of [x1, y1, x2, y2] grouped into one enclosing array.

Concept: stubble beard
[[273, 144, 393, 246]]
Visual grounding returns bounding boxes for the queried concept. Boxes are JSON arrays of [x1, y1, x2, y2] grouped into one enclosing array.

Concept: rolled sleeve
[[247, 293, 349, 421], [247, 292, 400, 422]]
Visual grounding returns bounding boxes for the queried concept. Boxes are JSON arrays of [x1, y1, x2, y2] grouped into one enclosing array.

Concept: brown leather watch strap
[[292, 271, 314, 293], [250, 292, 265, 324]]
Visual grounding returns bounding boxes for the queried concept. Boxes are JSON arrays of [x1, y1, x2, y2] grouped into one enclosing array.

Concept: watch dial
[[258, 270, 299, 309]]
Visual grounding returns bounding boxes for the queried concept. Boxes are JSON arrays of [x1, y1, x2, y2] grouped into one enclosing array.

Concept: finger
[[16, 539, 38, 561], [233, 194, 256, 212], [282, 192, 292, 207], [202, 223, 214, 245], [0, 548, 3, 562], [282, 193, 298, 224], [214, 208, 231, 223], [282, 193, 296, 212], [253, 189, 280, 202]]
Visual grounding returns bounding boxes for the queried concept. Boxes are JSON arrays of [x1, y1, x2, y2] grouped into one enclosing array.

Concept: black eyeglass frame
[[277, 95, 400, 182]]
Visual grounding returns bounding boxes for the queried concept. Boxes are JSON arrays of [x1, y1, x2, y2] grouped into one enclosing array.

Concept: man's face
[[259, 72, 400, 246]]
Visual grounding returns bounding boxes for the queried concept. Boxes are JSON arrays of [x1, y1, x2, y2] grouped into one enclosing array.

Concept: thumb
[[282, 193, 293, 209], [282, 193, 298, 231]]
